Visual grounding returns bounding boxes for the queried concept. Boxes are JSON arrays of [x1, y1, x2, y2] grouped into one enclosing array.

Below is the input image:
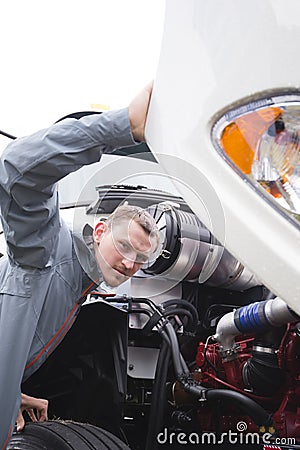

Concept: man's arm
[[128, 81, 153, 142], [0, 83, 152, 268]]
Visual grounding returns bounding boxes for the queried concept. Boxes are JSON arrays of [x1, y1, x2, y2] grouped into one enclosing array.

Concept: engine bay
[[20, 185, 300, 449]]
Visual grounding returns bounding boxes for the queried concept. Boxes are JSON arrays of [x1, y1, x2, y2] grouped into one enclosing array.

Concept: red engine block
[[192, 325, 300, 440]]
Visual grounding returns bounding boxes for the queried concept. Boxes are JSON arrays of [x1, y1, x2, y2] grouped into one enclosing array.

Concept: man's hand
[[129, 82, 153, 142], [16, 393, 48, 432]]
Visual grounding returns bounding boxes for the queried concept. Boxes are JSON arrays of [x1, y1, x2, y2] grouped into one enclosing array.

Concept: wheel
[[7, 420, 131, 450]]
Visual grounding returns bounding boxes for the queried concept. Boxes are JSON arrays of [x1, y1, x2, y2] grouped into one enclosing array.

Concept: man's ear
[[93, 221, 108, 244]]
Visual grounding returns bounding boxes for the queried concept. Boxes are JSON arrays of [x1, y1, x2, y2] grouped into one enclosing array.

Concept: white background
[[0, 0, 165, 141]]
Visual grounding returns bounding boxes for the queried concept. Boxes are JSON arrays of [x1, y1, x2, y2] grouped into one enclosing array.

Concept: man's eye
[[136, 255, 148, 264], [119, 241, 129, 250]]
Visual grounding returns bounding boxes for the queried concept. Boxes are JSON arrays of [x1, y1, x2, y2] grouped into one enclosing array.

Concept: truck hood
[[146, 0, 300, 313]]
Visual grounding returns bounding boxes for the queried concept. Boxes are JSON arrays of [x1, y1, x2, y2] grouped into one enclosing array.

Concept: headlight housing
[[212, 92, 300, 227]]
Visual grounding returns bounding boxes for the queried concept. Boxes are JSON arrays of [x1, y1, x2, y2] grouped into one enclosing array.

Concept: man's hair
[[105, 204, 160, 248]]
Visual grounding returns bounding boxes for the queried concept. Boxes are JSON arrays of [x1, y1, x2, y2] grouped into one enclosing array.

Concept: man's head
[[93, 205, 160, 287]]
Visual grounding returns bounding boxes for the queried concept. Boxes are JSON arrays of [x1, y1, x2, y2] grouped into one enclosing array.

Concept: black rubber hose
[[162, 308, 194, 330], [205, 389, 273, 426], [142, 311, 166, 336], [159, 323, 189, 375], [142, 299, 198, 336], [145, 340, 171, 450], [161, 299, 198, 330], [164, 322, 187, 378], [242, 328, 286, 395], [179, 353, 190, 375], [157, 324, 171, 348], [146, 317, 190, 450], [143, 306, 195, 337], [243, 357, 284, 395], [132, 297, 163, 314]]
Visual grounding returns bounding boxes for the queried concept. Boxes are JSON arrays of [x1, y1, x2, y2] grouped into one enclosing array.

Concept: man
[[0, 83, 158, 448]]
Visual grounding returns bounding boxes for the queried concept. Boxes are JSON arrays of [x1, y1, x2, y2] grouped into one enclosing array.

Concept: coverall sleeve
[[0, 108, 136, 268]]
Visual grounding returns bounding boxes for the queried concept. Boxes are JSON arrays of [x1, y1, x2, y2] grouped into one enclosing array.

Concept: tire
[[7, 420, 131, 450]]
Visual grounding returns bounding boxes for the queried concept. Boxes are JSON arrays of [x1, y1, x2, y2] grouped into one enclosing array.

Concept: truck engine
[[18, 185, 300, 450]]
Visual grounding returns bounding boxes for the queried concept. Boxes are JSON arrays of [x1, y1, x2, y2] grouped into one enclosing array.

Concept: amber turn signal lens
[[220, 107, 283, 174], [214, 97, 300, 220]]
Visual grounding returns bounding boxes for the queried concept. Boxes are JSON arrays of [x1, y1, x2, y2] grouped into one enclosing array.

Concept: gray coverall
[[0, 108, 136, 448]]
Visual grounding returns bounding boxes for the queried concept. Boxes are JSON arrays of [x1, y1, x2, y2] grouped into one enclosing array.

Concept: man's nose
[[122, 256, 135, 270]]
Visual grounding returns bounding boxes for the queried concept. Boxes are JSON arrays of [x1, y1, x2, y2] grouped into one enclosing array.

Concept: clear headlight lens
[[212, 94, 300, 225]]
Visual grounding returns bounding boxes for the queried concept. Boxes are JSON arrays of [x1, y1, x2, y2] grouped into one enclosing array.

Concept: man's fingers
[[26, 408, 37, 422], [16, 409, 25, 432], [37, 400, 48, 422], [18, 394, 49, 430]]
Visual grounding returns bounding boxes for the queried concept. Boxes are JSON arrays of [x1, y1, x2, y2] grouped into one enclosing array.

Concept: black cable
[[131, 297, 163, 315], [132, 298, 200, 377], [0, 129, 17, 140], [179, 352, 190, 376], [162, 298, 198, 315], [163, 321, 186, 378], [145, 340, 171, 450], [163, 318, 273, 427], [142, 297, 273, 450], [161, 299, 199, 331], [205, 389, 273, 426], [157, 318, 190, 376], [157, 324, 171, 348], [139, 298, 199, 338], [145, 308, 190, 450], [140, 301, 192, 376], [133, 297, 273, 429], [162, 307, 194, 331], [142, 310, 166, 336]]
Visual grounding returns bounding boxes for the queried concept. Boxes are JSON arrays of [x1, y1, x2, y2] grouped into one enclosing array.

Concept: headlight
[[212, 93, 300, 227]]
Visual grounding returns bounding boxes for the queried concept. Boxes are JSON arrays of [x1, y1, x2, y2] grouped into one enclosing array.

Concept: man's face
[[93, 219, 156, 287]]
